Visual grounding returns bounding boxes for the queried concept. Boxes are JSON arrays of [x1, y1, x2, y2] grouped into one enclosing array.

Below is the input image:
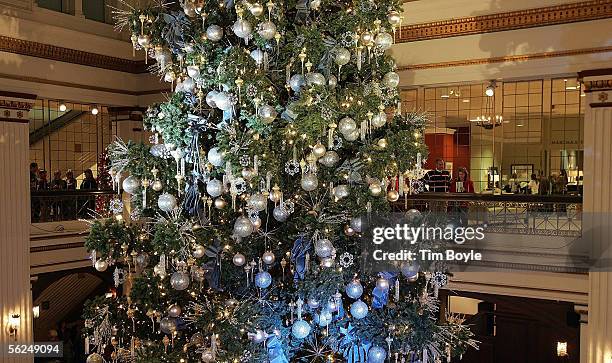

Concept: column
[[580, 70, 612, 363], [0, 92, 35, 362]]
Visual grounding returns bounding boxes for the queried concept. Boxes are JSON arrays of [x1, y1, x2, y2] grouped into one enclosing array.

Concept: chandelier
[[470, 80, 504, 129]]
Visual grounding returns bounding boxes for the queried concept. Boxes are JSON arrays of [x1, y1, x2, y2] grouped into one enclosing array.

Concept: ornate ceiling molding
[[0, 35, 148, 74], [397, 0, 612, 43], [397, 46, 612, 71]]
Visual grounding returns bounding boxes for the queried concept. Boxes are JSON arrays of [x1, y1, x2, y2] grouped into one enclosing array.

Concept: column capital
[[0, 91, 36, 123], [578, 68, 612, 108]]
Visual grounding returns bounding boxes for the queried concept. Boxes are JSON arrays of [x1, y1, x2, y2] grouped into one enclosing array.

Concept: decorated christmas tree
[[83, 1, 476, 362]]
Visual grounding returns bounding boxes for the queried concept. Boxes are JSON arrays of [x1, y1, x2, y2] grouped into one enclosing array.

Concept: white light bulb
[[485, 86, 495, 97], [59, 104, 67, 112], [91, 107, 99, 115]]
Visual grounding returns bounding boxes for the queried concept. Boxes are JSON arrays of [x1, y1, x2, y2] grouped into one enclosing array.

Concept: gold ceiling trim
[[397, 0, 612, 43], [0, 72, 169, 96], [397, 46, 612, 71], [0, 35, 148, 74]]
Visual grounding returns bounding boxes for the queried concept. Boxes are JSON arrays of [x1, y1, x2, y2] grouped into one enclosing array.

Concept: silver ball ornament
[[135, 252, 149, 268], [376, 277, 390, 291], [319, 151, 340, 167], [186, 65, 200, 79], [152, 180, 163, 192], [350, 300, 368, 319], [312, 142, 326, 158], [338, 117, 357, 135], [232, 19, 252, 39], [234, 216, 254, 238], [214, 91, 232, 111], [300, 173, 318, 192], [333, 184, 350, 199], [168, 304, 182, 318], [328, 75, 338, 88], [252, 329, 267, 343], [369, 182, 382, 196], [375, 32, 393, 50], [345, 130, 359, 141], [233, 253, 246, 266], [368, 346, 387, 363], [257, 20, 277, 40], [206, 90, 219, 108], [159, 317, 177, 334], [314, 238, 334, 258], [170, 271, 190, 290], [94, 259, 108, 272], [317, 309, 333, 326], [383, 71, 400, 88], [158, 192, 177, 212], [250, 48, 264, 65], [305, 72, 326, 86], [248, 193, 268, 212], [289, 74, 306, 92], [122, 175, 140, 195], [258, 105, 277, 123], [273, 205, 289, 222], [206, 179, 224, 198], [345, 280, 364, 299], [350, 217, 362, 233], [262, 251, 276, 265], [334, 47, 351, 66], [371, 111, 387, 128], [181, 77, 196, 93]]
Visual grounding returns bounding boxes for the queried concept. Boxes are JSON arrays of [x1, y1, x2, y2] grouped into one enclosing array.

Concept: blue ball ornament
[[345, 280, 364, 299], [291, 320, 311, 339], [367, 346, 387, 363], [255, 271, 272, 289], [350, 300, 368, 319]]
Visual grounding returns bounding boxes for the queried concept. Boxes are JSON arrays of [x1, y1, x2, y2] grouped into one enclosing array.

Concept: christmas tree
[[82, 1, 476, 362]]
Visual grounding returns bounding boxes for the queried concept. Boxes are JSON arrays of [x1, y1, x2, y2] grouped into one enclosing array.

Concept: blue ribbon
[[267, 336, 288, 363], [290, 235, 311, 281], [372, 272, 398, 309], [339, 323, 370, 363]]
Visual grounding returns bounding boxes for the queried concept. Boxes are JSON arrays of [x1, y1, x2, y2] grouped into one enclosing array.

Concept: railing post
[[74, 0, 84, 18]]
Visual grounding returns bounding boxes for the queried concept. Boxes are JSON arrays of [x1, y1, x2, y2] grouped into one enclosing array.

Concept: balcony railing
[[31, 190, 116, 223], [393, 193, 582, 237]]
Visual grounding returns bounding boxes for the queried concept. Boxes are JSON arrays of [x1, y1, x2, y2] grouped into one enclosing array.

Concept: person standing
[[30, 162, 39, 189], [65, 170, 77, 190], [528, 173, 539, 195], [450, 167, 474, 226], [423, 158, 451, 192], [50, 170, 67, 190], [80, 169, 98, 218]]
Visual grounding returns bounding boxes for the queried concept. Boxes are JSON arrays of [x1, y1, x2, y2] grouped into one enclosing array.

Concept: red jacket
[[450, 179, 474, 193]]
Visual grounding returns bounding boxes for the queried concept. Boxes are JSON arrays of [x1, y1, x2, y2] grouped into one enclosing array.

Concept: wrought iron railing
[[393, 193, 582, 237], [31, 190, 116, 223]]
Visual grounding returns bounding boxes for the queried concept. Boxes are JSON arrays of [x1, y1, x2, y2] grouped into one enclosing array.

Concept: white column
[[582, 73, 612, 363], [575, 304, 589, 363], [0, 92, 35, 362]]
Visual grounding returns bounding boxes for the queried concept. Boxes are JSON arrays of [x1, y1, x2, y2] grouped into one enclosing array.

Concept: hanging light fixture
[[470, 81, 504, 129], [91, 106, 99, 115], [485, 80, 496, 97], [59, 103, 67, 112]]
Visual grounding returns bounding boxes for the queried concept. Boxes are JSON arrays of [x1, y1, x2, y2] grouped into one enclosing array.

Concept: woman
[[528, 173, 539, 195], [450, 167, 474, 226]]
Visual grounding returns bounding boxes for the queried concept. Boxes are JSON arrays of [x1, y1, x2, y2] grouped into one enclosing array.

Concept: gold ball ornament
[[249, 2, 264, 16], [86, 353, 104, 363], [193, 244, 205, 258], [214, 197, 227, 209], [388, 10, 402, 26], [312, 142, 326, 158], [369, 182, 383, 196], [152, 180, 163, 191], [387, 189, 400, 202]]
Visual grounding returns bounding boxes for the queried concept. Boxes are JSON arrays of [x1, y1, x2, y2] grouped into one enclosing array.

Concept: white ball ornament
[[350, 300, 368, 319], [233, 216, 254, 238], [250, 48, 265, 65], [170, 271, 190, 290], [273, 205, 289, 222], [305, 72, 326, 86], [383, 71, 400, 88], [334, 184, 350, 199], [300, 173, 319, 192], [350, 217, 362, 233], [168, 304, 182, 318], [255, 271, 272, 288], [152, 180, 163, 192], [375, 32, 394, 50], [314, 238, 334, 258], [319, 151, 340, 167], [94, 259, 108, 272], [289, 74, 306, 92], [206, 90, 219, 108], [291, 320, 311, 339], [321, 258, 334, 268], [369, 182, 382, 196], [248, 193, 268, 212], [233, 253, 246, 266], [345, 280, 364, 299], [258, 105, 277, 123], [232, 19, 252, 39], [193, 244, 205, 258], [158, 193, 177, 212], [312, 142, 326, 158], [334, 47, 351, 66], [214, 91, 232, 111], [122, 175, 140, 195], [368, 346, 387, 363], [181, 77, 196, 93], [338, 117, 357, 135], [262, 251, 276, 265], [186, 65, 200, 79], [257, 20, 277, 40], [371, 111, 387, 128], [206, 179, 224, 198]]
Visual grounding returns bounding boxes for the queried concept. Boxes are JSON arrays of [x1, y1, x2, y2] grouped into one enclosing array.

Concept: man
[[50, 170, 67, 190], [30, 162, 39, 189], [423, 158, 451, 193]]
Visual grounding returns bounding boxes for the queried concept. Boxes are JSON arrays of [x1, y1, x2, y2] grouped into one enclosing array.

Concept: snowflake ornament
[[332, 135, 343, 150], [233, 177, 248, 195], [340, 31, 356, 47], [283, 200, 295, 214], [410, 179, 425, 194], [109, 198, 124, 214], [339, 252, 354, 268], [247, 208, 259, 222], [130, 208, 142, 221], [239, 154, 250, 167], [285, 160, 301, 176], [432, 271, 449, 288]]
